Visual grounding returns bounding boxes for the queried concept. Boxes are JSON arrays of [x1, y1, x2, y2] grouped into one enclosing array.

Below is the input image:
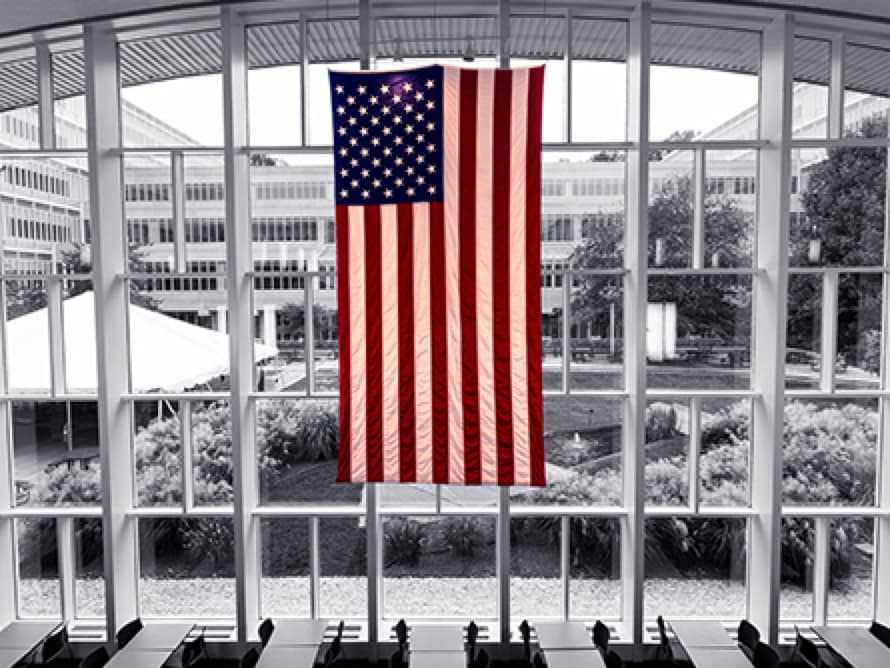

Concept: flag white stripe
[[380, 204, 401, 481], [443, 65, 465, 483], [347, 206, 367, 481], [475, 68, 498, 485], [509, 69, 531, 485], [413, 203, 433, 483]]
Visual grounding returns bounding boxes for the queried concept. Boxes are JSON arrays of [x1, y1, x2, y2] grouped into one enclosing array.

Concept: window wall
[[0, 0, 888, 651]]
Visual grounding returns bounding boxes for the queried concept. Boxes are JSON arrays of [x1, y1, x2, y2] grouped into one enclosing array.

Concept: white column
[[262, 304, 277, 347], [222, 6, 260, 641], [216, 305, 227, 333], [623, 1, 650, 652], [0, 285, 14, 623], [85, 20, 140, 635], [36, 41, 55, 150], [749, 13, 793, 646]]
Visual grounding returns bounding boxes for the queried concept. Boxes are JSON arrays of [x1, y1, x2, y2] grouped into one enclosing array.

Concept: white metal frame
[[0, 0, 887, 654]]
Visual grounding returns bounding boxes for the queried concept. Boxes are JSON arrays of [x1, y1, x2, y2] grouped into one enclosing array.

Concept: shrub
[[257, 400, 339, 469], [858, 328, 881, 375], [644, 457, 688, 506], [441, 517, 491, 558], [34, 461, 102, 505], [181, 518, 236, 576], [384, 518, 425, 567], [192, 402, 234, 505], [134, 412, 183, 506]]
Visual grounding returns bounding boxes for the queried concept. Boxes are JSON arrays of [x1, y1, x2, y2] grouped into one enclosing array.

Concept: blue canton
[[330, 65, 444, 206]]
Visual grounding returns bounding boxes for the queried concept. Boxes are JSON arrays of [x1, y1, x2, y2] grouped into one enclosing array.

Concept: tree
[[788, 113, 887, 370], [570, 175, 753, 343], [276, 302, 336, 343]]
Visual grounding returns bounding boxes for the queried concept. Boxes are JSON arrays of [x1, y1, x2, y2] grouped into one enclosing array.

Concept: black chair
[[519, 620, 532, 662], [258, 618, 275, 648], [335, 620, 345, 641], [240, 648, 259, 668], [474, 648, 490, 668], [389, 647, 409, 668], [752, 642, 780, 668], [115, 618, 143, 650], [80, 647, 110, 668], [467, 621, 479, 666], [593, 621, 610, 656], [181, 636, 207, 668], [394, 619, 408, 646], [40, 627, 70, 664], [322, 633, 342, 667], [871, 620, 890, 648], [737, 619, 760, 661], [655, 615, 674, 661], [604, 650, 624, 668], [532, 651, 547, 668], [792, 629, 821, 668]]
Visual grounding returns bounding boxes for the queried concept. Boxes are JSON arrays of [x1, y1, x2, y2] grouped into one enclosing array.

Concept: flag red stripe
[[335, 205, 352, 482], [525, 67, 546, 486], [458, 69, 481, 484], [492, 69, 514, 485], [364, 205, 384, 482], [429, 200, 450, 482], [397, 202, 416, 483]]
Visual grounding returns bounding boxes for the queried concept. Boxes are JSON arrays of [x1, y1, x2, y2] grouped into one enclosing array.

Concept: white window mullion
[[692, 148, 706, 270], [47, 276, 66, 396], [57, 517, 76, 623], [304, 279, 315, 396], [819, 270, 838, 392], [623, 1, 650, 652], [812, 516, 831, 625], [309, 516, 320, 619], [300, 15, 309, 148], [561, 515, 570, 621], [181, 400, 194, 512], [36, 41, 55, 151], [828, 33, 845, 141], [564, 10, 573, 143], [85, 19, 140, 636], [221, 5, 260, 641], [688, 397, 701, 512], [0, 400, 15, 626], [749, 12, 794, 646], [171, 151, 187, 273]]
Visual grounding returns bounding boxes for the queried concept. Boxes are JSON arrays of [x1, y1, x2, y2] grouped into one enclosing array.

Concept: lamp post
[[808, 223, 822, 264]]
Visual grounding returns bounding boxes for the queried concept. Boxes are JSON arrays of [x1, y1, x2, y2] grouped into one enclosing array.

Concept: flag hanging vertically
[[331, 64, 545, 487]]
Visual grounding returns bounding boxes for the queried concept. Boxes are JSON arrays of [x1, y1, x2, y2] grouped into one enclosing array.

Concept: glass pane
[[647, 275, 752, 389], [261, 518, 311, 618], [649, 151, 694, 268], [845, 44, 890, 123], [782, 399, 878, 506], [650, 25, 759, 142], [5, 278, 50, 394], [827, 517, 874, 621], [138, 518, 236, 617], [123, 153, 173, 273], [382, 516, 497, 619], [257, 399, 358, 505], [133, 399, 182, 507], [191, 400, 233, 507], [75, 518, 105, 619], [570, 276, 623, 391], [644, 517, 747, 619], [513, 397, 622, 507], [790, 143, 886, 267], [0, 56, 39, 149], [569, 517, 622, 620], [511, 517, 561, 620], [319, 517, 366, 619], [248, 22, 302, 146], [17, 518, 60, 617], [53, 49, 87, 149], [699, 398, 751, 508], [785, 273, 821, 389], [120, 33, 224, 147], [12, 401, 101, 507], [781, 517, 814, 622], [836, 273, 882, 390], [705, 151, 756, 268], [645, 400, 689, 507], [793, 38, 830, 140], [570, 19, 627, 143]]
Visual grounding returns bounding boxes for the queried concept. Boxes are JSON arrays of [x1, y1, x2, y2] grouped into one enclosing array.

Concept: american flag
[[331, 64, 545, 487]]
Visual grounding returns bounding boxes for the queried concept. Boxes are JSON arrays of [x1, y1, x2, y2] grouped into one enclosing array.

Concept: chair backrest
[[41, 626, 68, 663], [794, 631, 820, 668], [336, 620, 345, 641], [389, 647, 409, 668], [656, 616, 670, 647], [604, 650, 624, 668], [753, 641, 781, 668], [258, 618, 275, 648], [182, 636, 205, 668], [467, 621, 479, 646], [116, 618, 143, 649], [475, 648, 490, 668], [737, 619, 761, 657], [241, 648, 260, 668], [394, 619, 408, 645], [871, 620, 890, 648], [519, 620, 532, 659], [81, 646, 111, 668], [593, 621, 610, 653], [324, 634, 343, 667]]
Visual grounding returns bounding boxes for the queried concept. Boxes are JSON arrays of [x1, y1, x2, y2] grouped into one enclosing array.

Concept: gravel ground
[[17, 576, 874, 621]]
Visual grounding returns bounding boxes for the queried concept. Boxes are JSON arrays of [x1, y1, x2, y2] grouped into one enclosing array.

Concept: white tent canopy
[[5, 291, 278, 393]]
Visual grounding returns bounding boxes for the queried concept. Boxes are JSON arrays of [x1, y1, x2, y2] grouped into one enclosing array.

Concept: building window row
[[253, 180, 328, 201], [4, 164, 72, 198], [571, 177, 625, 197], [706, 175, 756, 196], [252, 216, 323, 242]]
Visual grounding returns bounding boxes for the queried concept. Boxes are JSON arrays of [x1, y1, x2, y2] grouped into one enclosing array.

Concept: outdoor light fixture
[[654, 237, 666, 266], [808, 224, 822, 264], [393, 37, 403, 62], [463, 36, 475, 62]]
